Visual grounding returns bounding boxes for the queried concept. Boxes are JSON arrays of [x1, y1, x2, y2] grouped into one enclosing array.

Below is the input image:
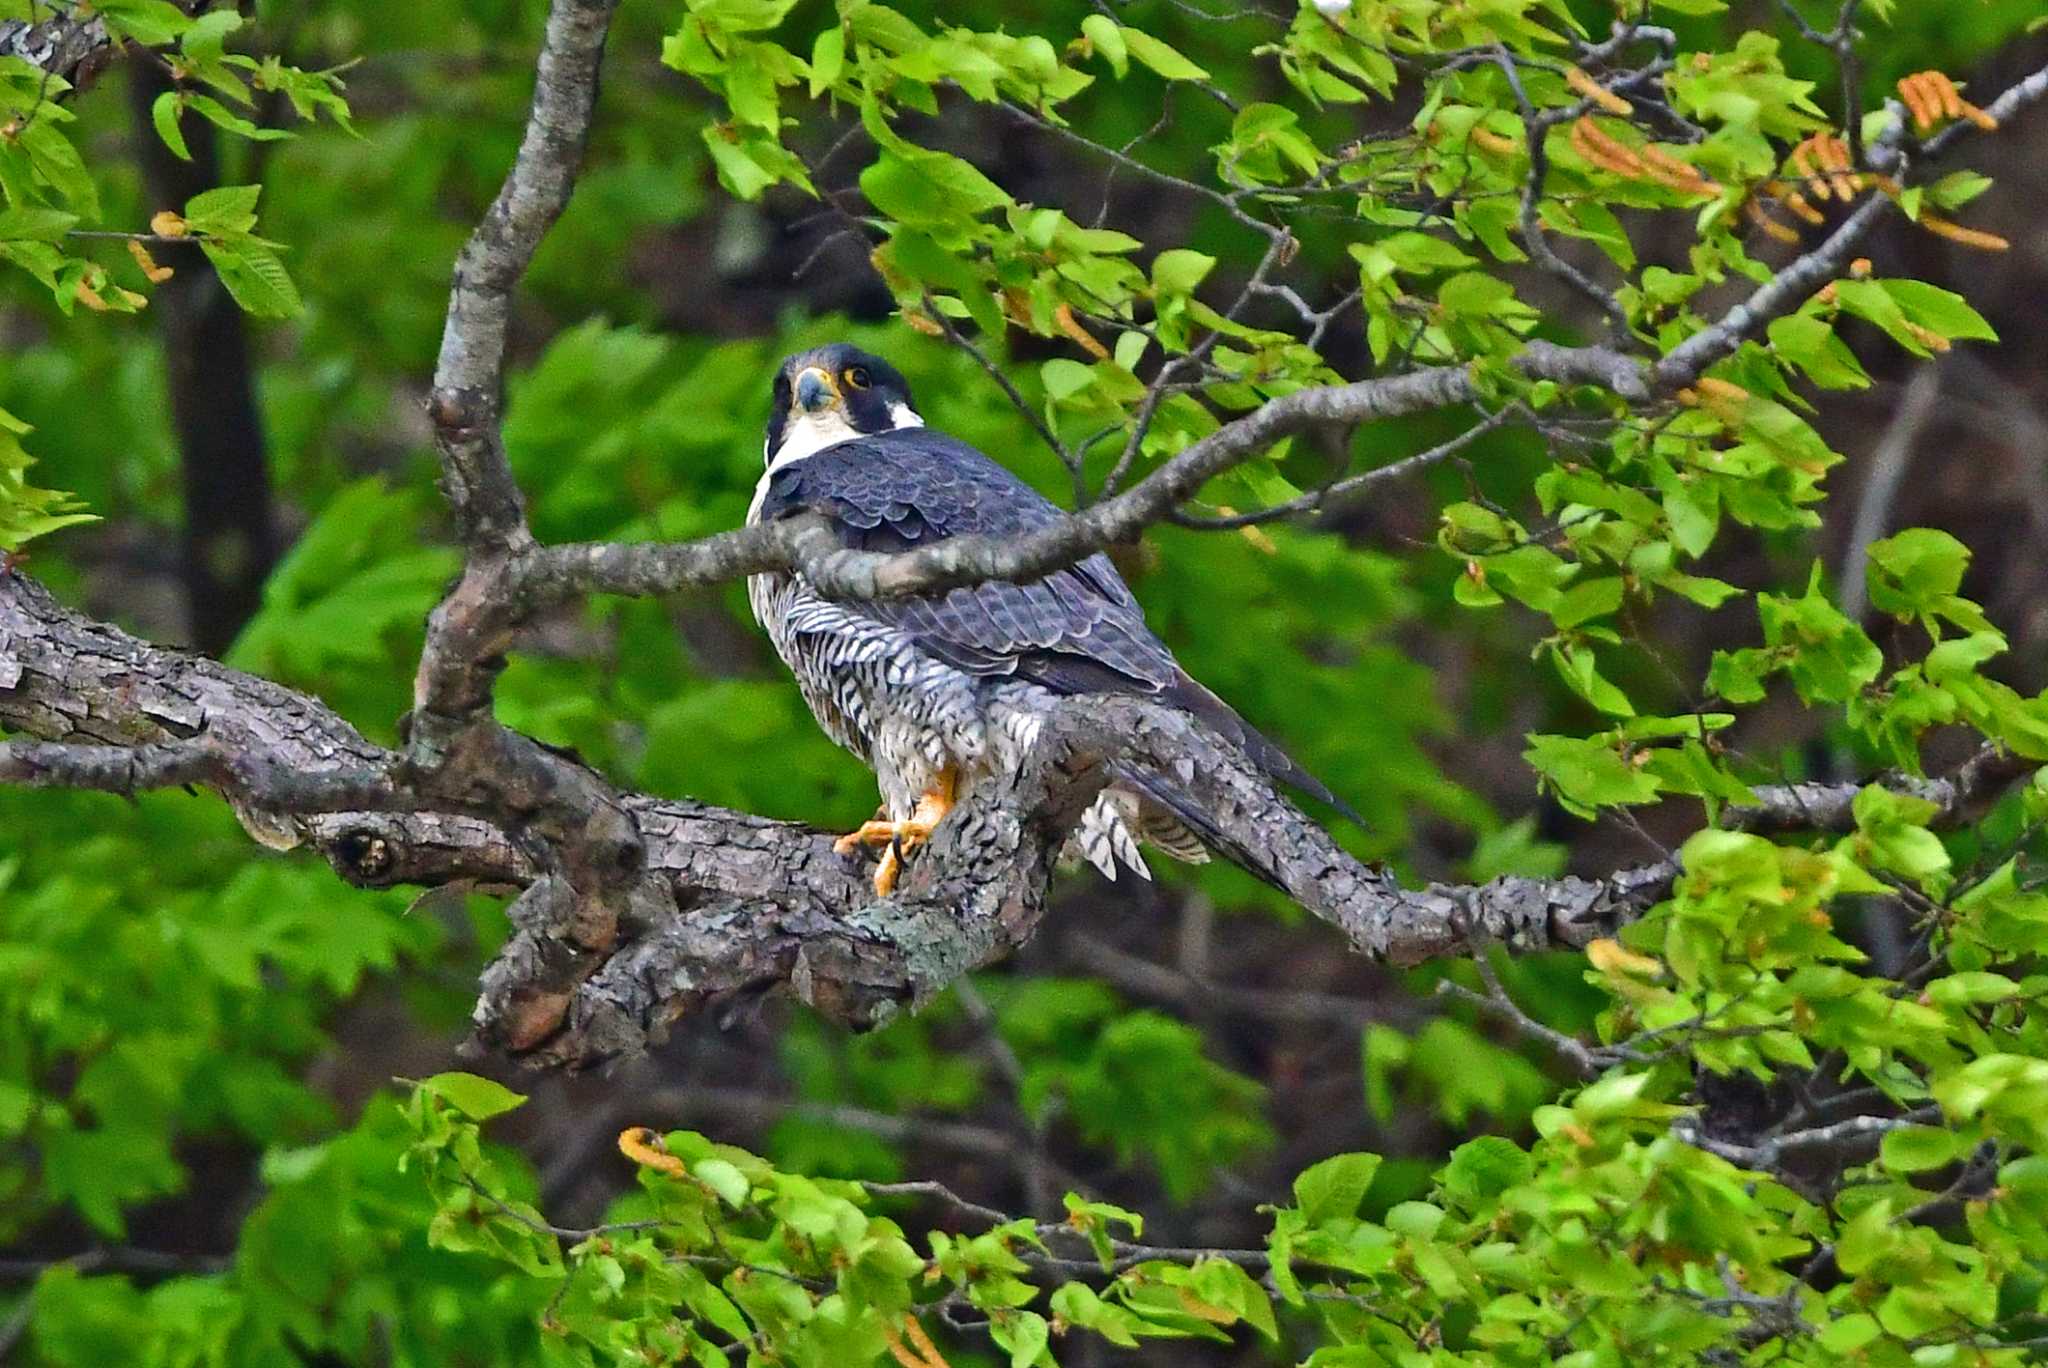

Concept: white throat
[[749, 402, 924, 523]]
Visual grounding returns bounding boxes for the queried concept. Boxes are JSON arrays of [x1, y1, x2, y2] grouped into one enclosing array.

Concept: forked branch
[[1, 13, 2044, 1070]]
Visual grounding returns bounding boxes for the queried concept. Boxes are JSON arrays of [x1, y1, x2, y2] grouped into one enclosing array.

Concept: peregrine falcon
[[746, 343, 1350, 896]]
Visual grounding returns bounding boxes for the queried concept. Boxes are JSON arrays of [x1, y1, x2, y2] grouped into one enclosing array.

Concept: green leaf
[[703, 126, 777, 199], [1551, 577, 1624, 629], [1880, 279, 1997, 344], [178, 7, 242, 59], [183, 184, 264, 235], [1120, 26, 1209, 81], [1865, 527, 1969, 618], [1191, 1259, 1278, 1340], [1879, 1125, 1968, 1173], [1820, 1313, 1884, 1353], [1767, 313, 1869, 389], [0, 206, 79, 242], [201, 239, 304, 318], [416, 1072, 527, 1121], [19, 121, 99, 219], [1081, 15, 1127, 78], [187, 93, 294, 143], [694, 1156, 752, 1207], [1442, 1135, 1533, 1205], [1757, 571, 1883, 704], [1151, 248, 1215, 296], [689, 0, 800, 31], [0, 405, 96, 551], [95, 0, 196, 44], [1524, 733, 1661, 816], [808, 26, 845, 96], [150, 91, 193, 161], [1923, 971, 2019, 1005], [860, 146, 1011, 225], [1292, 1151, 1380, 1225], [993, 1309, 1049, 1368], [1552, 642, 1636, 717], [1040, 358, 1094, 402]]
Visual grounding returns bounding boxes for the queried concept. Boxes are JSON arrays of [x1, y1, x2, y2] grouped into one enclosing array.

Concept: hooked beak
[[793, 366, 840, 415]]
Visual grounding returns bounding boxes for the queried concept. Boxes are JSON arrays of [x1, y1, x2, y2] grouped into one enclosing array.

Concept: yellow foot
[[832, 817, 931, 856], [840, 813, 942, 897], [833, 773, 957, 896], [873, 841, 907, 898]]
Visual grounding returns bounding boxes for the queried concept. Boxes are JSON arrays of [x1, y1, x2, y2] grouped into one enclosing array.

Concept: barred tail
[[1159, 674, 1363, 827], [1107, 764, 1293, 894]]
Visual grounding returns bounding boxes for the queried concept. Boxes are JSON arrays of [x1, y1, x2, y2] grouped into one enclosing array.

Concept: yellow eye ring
[[844, 367, 871, 390]]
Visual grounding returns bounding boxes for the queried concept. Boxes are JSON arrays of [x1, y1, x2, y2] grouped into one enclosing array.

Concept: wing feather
[[755, 427, 1352, 817]]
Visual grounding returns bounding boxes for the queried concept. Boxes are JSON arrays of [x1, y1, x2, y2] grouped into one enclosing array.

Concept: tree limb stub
[[2, 567, 2024, 1069]]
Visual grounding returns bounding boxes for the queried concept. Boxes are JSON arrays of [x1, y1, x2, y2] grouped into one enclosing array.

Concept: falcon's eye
[[844, 366, 872, 391]]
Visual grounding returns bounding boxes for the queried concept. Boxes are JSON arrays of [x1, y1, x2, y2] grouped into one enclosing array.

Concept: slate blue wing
[[755, 427, 1356, 820]]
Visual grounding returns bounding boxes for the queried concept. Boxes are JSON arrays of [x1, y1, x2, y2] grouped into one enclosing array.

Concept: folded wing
[[754, 429, 1357, 839]]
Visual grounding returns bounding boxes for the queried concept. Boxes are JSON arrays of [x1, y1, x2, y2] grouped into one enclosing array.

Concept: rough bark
[[0, 2, 114, 94], [1, 566, 1687, 1067], [4, 1, 2044, 1075], [8, 567, 2025, 1068]]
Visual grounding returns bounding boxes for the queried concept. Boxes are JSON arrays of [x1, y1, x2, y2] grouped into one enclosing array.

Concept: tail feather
[[1134, 802, 1211, 864], [1074, 791, 1151, 881], [1110, 763, 1292, 894], [1160, 674, 1364, 828]]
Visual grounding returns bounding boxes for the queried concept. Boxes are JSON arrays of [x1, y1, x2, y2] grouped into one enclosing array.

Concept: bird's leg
[[832, 770, 957, 896]]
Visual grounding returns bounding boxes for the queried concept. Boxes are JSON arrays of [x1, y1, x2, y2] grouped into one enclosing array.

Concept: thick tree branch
[[6, 26, 2046, 1077], [0, 568, 1659, 1064], [6, 567, 2026, 1068]]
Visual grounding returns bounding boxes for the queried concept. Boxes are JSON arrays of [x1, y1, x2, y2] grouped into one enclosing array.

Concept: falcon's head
[[764, 344, 922, 467]]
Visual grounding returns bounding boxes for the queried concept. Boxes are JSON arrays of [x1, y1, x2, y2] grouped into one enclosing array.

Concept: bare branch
[[1839, 365, 1942, 621], [1491, 45, 1638, 339], [427, 0, 620, 556], [5, 561, 2035, 1068], [1171, 406, 1514, 529], [1727, 744, 2033, 835], [1063, 931, 1410, 1027], [526, 341, 1647, 609], [1675, 1106, 1940, 1170], [404, 0, 634, 889], [1656, 58, 2048, 388], [408, 0, 626, 803]]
